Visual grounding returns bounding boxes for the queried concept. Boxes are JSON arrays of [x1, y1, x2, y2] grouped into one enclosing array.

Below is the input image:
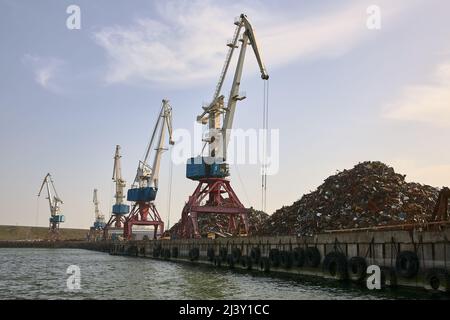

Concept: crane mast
[[124, 99, 174, 240], [37, 173, 65, 238], [112, 145, 128, 210], [180, 14, 268, 239]]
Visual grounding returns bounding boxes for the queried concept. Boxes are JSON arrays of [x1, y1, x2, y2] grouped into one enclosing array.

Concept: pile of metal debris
[[169, 208, 268, 237], [258, 161, 440, 236]]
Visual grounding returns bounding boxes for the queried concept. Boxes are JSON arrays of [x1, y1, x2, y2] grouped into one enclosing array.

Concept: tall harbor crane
[[124, 99, 174, 240], [37, 173, 65, 238], [179, 13, 269, 238], [104, 145, 130, 239]]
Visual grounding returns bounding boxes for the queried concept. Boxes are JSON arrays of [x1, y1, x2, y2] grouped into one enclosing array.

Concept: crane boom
[[195, 13, 269, 164], [38, 173, 63, 216], [133, 99, 174, 190]]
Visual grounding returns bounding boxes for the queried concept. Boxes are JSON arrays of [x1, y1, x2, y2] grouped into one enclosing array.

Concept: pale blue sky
[[1, 0, 450, 229]]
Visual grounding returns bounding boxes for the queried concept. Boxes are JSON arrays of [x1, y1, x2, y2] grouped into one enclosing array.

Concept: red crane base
[[124, 202, 164, 240], [178, 178, 249, 239], [103, 215, 126, 240]]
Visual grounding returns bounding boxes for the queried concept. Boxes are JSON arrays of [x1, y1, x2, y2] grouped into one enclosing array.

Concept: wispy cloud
[[22, 54, 65, 92], [93, 0, 411, 87], [383, 61, 450, 126]]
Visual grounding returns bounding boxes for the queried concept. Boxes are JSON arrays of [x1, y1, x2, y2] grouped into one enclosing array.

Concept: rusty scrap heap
[[170, 208, 268, 237], [259, 161, 440, 236]]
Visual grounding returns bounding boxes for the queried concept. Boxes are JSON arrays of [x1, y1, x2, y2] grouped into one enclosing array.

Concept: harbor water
[[0, 248, 445, 300]]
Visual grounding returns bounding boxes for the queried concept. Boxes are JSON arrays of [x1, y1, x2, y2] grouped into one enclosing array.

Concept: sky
[[1, 0, 450, 229]]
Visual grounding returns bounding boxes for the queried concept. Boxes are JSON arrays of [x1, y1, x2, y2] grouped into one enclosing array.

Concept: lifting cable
[[166, 150, 174, 230], [35, 197, 40, 227], [109, 180, 114, 221], [261, 79, 270, 213], [235, 164, 252, 208]]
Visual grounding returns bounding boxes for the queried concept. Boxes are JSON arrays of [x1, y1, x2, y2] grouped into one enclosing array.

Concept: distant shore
[[0, 225, 88, 241]]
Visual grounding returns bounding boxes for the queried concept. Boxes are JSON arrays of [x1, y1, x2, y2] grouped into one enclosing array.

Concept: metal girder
[[179, 178, 249, 239]]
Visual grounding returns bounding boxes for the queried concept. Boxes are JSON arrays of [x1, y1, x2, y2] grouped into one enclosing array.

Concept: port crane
[[37, 173, 65, 238], [124, 99, 174, 240], [104, 145, 130, 239], [92, 189, 106, 230], [88, 189, 106, 241], [179, 13, 269, 238]]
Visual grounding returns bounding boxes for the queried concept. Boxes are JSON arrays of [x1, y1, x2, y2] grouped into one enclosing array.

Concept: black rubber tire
[[219, 247, 228, 262], [227, 254, 235, 268], [280, 250, 294, 269], [260, 257, 270, 273], [207, 247, 215, 262], [189, 247, 200, 261], [152, 245, 161, 258], [213, 257, 221, 267], [232, 248, 242, 263], [323, 252, 348, 280], [396, 251, 419, 279], [250, 247, 261, 263], [424, 268, 450, 292], [129, 246, 138, 257], [293, 247, 305, 267], [163, 248, 171, 260], [305, 247, 321, 268], [269, 249, 281, 268], [171, 247, 179, 259], [240, 255, 253, 269], [380, 267, 397, 288], [348, 256, 367, 282], [244, 256, 253, 270]]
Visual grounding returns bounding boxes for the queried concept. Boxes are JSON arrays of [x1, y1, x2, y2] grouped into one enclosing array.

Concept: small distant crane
[[104, 145, 130, 240], [92, 189, 106, 230], [124, 99, 174, 240], [38, 173, 65, 239], [179, 13, 269, 238]]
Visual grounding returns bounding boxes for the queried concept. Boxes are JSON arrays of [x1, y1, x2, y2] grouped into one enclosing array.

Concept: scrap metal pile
[[169, 208, 269, 237], [258, 161, 440, 236]]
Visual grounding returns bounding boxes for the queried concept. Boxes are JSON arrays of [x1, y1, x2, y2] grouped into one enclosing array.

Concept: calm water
[[0, 248, 445, 300]]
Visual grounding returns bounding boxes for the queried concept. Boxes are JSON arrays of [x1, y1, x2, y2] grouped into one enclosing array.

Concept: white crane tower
[[180, 13, 269, 238], [104, 145, 130, 240]]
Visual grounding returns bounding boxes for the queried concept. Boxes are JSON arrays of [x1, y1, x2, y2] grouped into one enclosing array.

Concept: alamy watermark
[[366, 265, 381, 290], [366, 5, 381, 30], [66, 5, 81, 30], [170, 123, 280, 175], [66, 265, 81, 290]]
